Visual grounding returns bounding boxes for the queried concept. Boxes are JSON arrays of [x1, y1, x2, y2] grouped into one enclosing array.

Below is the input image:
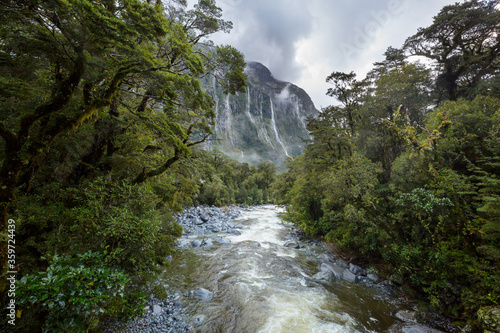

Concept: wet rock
[[319, 253, 335, 262], [175, 206, 242, 237], [388, 323, 444, 333], [191, 240, 201, 248], [320, 262, 345, 279], [396, 310, 419, 323], [192, 288, 213, 300], [201, 238, 213, 247], [215, 238, 231, 244], [312, 270, 334, 281], [284, 240, 300, 249], [343, 269, 358, 283], [335, 259, 348, 269], [349, 263, 366, 276], [228, 229, 241, 236], [177, 240, 190, 248]]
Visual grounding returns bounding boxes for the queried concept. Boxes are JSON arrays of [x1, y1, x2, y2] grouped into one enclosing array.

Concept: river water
[[163, 205, 409, 333]]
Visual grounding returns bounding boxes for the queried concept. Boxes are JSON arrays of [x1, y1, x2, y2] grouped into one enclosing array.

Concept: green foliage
[[274, 3, 500, 325], [320, 153, 383, 254], [403, 0, 500, 100], [18, 251, 137, 332], [15, 178, 182, 275], [190, 149, 276, 206]]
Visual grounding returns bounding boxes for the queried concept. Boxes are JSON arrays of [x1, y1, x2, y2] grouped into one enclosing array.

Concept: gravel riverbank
[[105, 205, 243, 332]]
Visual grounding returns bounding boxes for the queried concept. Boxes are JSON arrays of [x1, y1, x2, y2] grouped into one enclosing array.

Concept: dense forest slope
[[0, 1, 273, 331], [272, 1, 500, 331]]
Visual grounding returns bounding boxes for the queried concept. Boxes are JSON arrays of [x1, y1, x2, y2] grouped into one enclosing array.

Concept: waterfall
[[215, 94, 234, 146], [294, 99, 307, 130], [224, 95, 234, 145], [270, 98, 289, 157], [246, 89, 256, 124]]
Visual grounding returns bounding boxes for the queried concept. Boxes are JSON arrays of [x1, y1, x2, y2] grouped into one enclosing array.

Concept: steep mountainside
[[204, 62, 319, 168]]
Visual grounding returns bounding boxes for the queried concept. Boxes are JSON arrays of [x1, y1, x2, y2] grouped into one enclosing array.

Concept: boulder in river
[[343, 269, 359, 283], [312, 270, 334, 282], [349, 263, 366, 276], [284, 240, 300, 249], [228, 229, 241, 236], [192, 288, 213, 300], [191, 240, 201, 248], [214, 237, 231, 244], [320, 262, 345, 279], [201, 238, 213, 247]]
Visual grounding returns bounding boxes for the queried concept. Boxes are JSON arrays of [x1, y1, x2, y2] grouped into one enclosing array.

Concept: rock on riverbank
[[175, 205, 242, 239], [106, 206, 244, 332], [105, 294, 193, 333]]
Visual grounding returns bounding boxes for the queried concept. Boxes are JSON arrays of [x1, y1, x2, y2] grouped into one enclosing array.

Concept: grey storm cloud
[[208, 0, 459, 108], [217, 0, 314, 81]]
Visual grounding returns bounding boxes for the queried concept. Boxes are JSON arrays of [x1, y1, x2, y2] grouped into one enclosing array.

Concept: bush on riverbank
[[273, 33, 500, 330]]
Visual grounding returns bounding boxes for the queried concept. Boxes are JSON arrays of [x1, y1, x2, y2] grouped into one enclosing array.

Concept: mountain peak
[[246, 62, 283, 85], [204, 62, 319, 169]]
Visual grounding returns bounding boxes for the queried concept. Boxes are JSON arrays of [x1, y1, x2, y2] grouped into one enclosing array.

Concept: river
[[162, 205, 415, 332]]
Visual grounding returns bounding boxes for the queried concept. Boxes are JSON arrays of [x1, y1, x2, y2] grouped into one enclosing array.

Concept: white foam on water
[[257, 290, 359, 333]]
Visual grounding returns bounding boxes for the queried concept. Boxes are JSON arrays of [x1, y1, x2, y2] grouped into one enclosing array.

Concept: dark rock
[[312, 270, 334, 281], [228, 229, 241, 236], [201, 238, 213, 247], [367, 273, 381, 283], [349, 263, 366, 276], [234, 224, 244, 229], [200, 214, 209, 222], [343, 269, 358, 283], [335, 259, 348, 269], [191, 240, 201, 248], [320, 262, 345, 279]]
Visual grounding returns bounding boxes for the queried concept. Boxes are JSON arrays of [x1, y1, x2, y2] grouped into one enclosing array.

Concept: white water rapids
[[163, 205, 408, 332]]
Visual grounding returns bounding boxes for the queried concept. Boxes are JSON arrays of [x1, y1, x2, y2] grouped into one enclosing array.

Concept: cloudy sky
[[201, 0, 459, 109]]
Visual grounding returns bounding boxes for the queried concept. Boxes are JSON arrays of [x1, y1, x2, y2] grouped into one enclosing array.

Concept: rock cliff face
[[205, 62, 319, 168]]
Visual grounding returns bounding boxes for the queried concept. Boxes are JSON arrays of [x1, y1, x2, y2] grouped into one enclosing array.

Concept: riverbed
[[162, 205, 421, 332]]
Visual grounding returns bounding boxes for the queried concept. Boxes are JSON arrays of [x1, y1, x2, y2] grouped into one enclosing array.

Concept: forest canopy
[[0, 0, 262, 331], [273, 0, 500, 330]]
